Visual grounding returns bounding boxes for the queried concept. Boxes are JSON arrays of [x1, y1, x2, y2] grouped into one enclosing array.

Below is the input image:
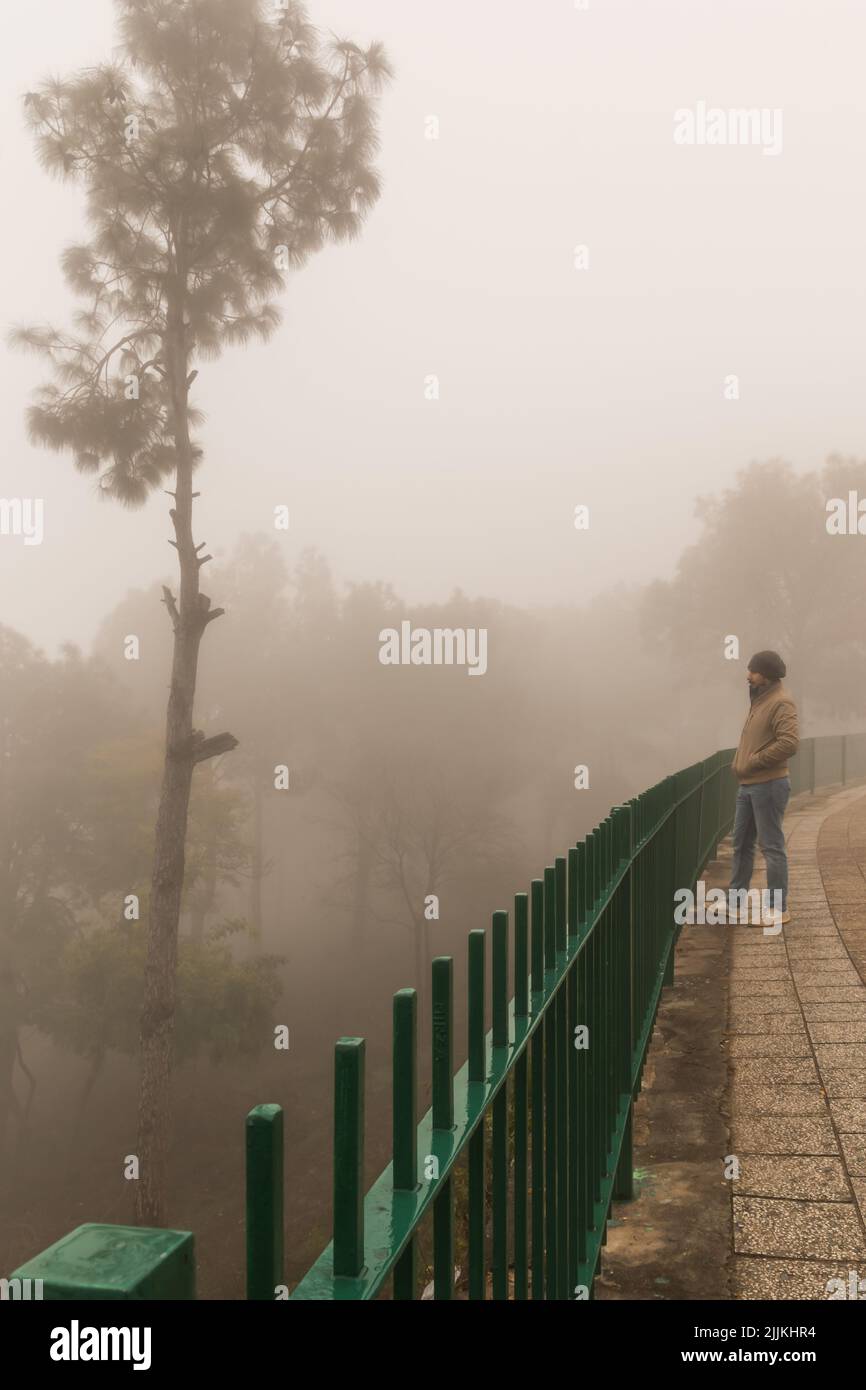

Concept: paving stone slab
[[807, 1021, 866, 1044], [785, 928, 841, 939], [828, 1100, 866, 1131], [728, 994, 799, 1014], [798, 987, 866, 1004], [791, 972, 862, 989], [730, 1116, 839, 1155], [728, 1013, 806, 1036], [839, 1133, 866, 1176], [788, 905, 836, 915], [732, 1196, 866, 1259], [734, 1155, 851, 1202], [729, 935, 787, 946], [730, 970, 795, 984], [792, 941, 860, 955], [814, 1044, 866, 1069], [801, 1002, 866, 1022], [728, 1034, 814, 1059], [821, 1067, 866, 1099], [731, 956, 789, 970], [732, 1256, 866, 1300], [851, 1179, 866, 1228], [791, 962, 861, 977], [730, 1085, 829, 1117], [730, 1058, 820, 1085], [734, 980, 800, 999]]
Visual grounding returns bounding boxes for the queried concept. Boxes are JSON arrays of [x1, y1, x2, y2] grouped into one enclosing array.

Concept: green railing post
[[567, 846, 578, 937], [468, 929, 486, 1300], [544, 866, 556, 972], [530, 878, 545, 1299], [614, 805, 635, 1202], [554, 856, 569, 1298], [531, 877, 544, 993], [333, 1038, 365, 1279], [513, 893, 529, 1300], [392, 989, 418, 1300], [515, 892, 529, 1019], [663, 796, 676, 992], [543, 866, 557, 1297], [432, 958, 454, 1130], [566, 844, 579, 1289], [468, 929, 486, 1084], [393, 990, 418, 1188], [492, 911, 509, 1300], [492, 911, 508, 1049], [246, 1103, 284, 1300], [576, 838, 588, 1275], [555, 856, 567, 953], [432, 956, 455, 1300]]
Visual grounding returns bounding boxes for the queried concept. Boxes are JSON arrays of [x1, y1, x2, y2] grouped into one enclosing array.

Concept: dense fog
[[2, 0, 865, 1296]]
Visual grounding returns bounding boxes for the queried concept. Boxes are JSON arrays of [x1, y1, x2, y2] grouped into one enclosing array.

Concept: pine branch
[[189, 731, 239, 765]]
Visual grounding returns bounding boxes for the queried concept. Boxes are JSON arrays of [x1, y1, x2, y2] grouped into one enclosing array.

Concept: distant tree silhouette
[[643, 458, 866, 732]]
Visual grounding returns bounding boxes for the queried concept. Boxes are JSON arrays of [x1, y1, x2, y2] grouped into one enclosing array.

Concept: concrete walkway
[[599, 781, 866, 1301], [724, 783, 866, 1299]]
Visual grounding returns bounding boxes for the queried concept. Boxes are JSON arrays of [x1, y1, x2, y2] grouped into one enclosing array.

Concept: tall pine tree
[[13, 0, 391, 1223]]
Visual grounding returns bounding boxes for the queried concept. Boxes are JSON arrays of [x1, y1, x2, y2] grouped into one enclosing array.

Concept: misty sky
[[3, 0, 865, 653]]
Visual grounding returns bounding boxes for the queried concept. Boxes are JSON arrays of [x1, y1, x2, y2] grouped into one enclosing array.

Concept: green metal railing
[[283, 746, 737, 1301], [257, 732, 866, 1301], [12, 733, 866, 1302]]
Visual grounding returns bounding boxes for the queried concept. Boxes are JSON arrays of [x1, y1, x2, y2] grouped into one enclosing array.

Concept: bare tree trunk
[[135, 287, 236, 1226]]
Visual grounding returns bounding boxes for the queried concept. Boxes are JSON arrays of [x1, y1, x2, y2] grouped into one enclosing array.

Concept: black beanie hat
[[748, 650, 786, 681]]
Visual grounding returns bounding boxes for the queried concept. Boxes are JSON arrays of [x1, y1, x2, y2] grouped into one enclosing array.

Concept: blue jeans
[[729, 777, 790, 912]]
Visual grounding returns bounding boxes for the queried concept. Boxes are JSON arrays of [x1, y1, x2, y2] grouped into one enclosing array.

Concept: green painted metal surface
[[333, 1038, 365, 1278], [246, 1104, 284, 1300], [392, 989, 417, 1299], [10, 1224, 194, 1300]]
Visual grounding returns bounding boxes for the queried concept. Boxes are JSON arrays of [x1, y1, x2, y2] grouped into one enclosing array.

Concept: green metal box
[[9, 1223, 195, 1300]]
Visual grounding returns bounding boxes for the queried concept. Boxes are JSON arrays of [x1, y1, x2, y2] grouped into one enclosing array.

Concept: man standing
[[728, 651, 799, 926]]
